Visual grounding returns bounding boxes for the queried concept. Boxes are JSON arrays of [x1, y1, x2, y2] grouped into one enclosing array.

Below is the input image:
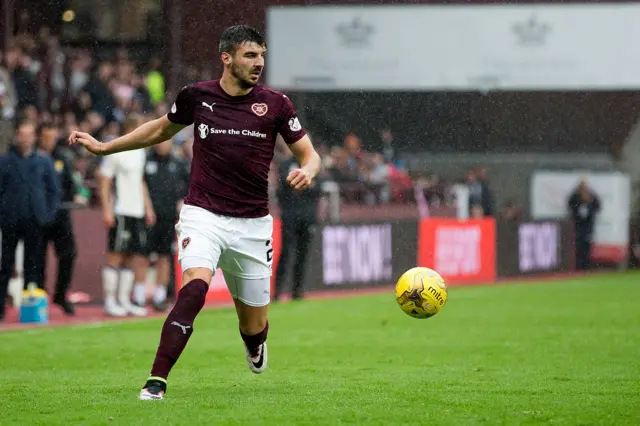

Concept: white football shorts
[[176, 204, 274, 306]]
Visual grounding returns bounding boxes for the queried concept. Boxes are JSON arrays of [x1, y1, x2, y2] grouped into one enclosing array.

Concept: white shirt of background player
[[98, 149, 147, 219]]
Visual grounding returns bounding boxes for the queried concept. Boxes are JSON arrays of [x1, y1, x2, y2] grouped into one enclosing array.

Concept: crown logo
[[336, 17, 373, 48], [512, 15, 551, 47]]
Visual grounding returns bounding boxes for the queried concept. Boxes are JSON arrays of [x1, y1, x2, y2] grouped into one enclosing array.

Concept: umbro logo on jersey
[[251, 103, 268, 116], [201, 101, 216, 112]]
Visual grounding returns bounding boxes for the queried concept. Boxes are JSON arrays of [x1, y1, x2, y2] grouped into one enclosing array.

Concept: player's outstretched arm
[[286, 135, 321, 191], [68, 115, 186, 156]]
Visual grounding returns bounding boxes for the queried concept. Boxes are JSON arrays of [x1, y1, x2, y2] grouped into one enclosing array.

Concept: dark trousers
[[576, 231, 593, 270], [39, 210, 77, 300], [0, 220, 45, 318], [275, 216, 314, 299]]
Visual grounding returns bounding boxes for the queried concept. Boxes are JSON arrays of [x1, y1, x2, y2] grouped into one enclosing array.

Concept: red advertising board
[[173, 219, 283, 304], [418, 218, 496, 284]]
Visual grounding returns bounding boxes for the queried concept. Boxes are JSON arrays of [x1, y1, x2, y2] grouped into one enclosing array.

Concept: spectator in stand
[[0, 51, 18, 153], [467, 169, 483, 217], [378, 128, 397, 166], [85, 62, 117, 122], [342, 133, 365, 182], [145, 56, 165, 106], [0, 50, 18, 119], [367, 153, 390, 204], [6, 47, 40, 110]]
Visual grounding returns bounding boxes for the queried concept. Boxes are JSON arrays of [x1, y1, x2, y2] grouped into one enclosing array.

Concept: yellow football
[[395, 267, 448, 319]]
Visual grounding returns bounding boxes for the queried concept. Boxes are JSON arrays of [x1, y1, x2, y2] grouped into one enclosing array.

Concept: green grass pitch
[[1, 272, 639, 425]]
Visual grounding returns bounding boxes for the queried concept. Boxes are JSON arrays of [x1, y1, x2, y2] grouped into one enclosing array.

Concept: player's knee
[[182, 267, 213, 285], [252, 315, 268, 332], [105, 252, 122, 268], [239, 319, 267, 336], [237, 305, 268, 334]]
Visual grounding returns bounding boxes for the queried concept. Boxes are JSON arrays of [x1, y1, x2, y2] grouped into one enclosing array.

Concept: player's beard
[[230, 63, 257, 90]]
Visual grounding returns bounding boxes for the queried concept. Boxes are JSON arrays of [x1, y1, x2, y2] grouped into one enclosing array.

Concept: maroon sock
[[149, 279, 208, 379], [240, 321, 269, 357]]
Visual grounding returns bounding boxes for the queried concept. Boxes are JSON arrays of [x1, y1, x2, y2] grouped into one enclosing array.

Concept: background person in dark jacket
[[274, 149, 323, 301], [568, 178, 601, 270], [0, 120, 60, 321], [134, 139, 190, 311], [36, 123, 78, 315]]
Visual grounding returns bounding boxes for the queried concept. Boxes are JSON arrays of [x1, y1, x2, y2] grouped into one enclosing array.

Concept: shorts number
[[266, 240, 273, 262]]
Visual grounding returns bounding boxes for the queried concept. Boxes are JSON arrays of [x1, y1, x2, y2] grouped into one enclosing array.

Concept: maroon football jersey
[[167, 80, 306, 218]]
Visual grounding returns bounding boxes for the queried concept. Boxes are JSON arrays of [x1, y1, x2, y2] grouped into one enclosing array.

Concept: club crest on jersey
[[251, 103, 268, 116], [182, 237, 191, 250], [198, 123, 209, 139]]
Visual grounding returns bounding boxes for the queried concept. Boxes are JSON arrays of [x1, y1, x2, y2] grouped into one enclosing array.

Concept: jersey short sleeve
[[99, 155, 119, 179], [167, 85, 195, 126], [276, 94, 307, 145]]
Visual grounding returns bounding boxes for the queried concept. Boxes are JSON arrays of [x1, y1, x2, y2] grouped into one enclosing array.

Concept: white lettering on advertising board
[[323, 224, 393, 285], [518, 222, 559, 272], [435, 226, 481, 276]]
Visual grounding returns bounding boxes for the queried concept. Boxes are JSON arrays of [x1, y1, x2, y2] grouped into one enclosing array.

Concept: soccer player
[[68, 25, 320, 400], [97, 113, 155, 317]]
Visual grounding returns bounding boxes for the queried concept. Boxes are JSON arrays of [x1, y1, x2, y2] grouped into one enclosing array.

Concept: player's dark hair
[[219, 25, 266, 55]]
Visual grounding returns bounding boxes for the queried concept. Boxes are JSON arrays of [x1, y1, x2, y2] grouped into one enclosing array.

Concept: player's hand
[[104, 211, 115, 228], [286, 168, 313, 191], [145, 207, 157, 227], [68, 131, 107, 156]]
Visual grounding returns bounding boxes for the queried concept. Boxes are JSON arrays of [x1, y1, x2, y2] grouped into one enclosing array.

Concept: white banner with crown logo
[[267, 4, 640, 91]]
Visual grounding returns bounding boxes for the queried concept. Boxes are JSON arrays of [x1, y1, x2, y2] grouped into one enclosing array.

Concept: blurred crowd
[[271, 129, 417, 206], [0, 26, 196, 207], [0, 24, 524, 218]]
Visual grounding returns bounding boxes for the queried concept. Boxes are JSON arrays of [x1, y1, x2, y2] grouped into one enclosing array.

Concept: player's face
[[227, 42, 266, 89]]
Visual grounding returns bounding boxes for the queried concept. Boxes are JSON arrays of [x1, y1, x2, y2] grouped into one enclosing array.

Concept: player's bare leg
[[120, 255, 147, 316], [139, 267, 211, 400], [150, 255, 172, 312], [234, 298, 269, 374], [133, 255, 150, 307], [103, 252, 126, 317]]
